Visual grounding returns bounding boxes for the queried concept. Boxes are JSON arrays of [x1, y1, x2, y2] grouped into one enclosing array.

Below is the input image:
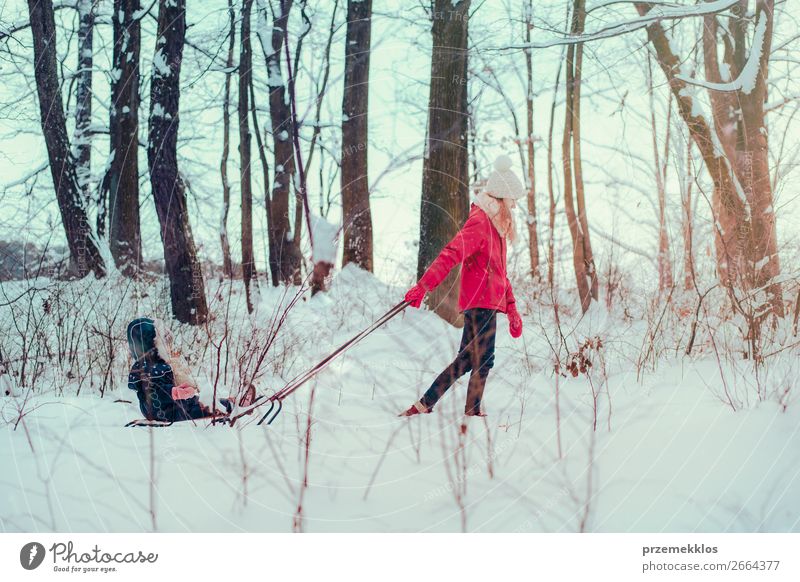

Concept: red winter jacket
[[418, 204, 516, 313]]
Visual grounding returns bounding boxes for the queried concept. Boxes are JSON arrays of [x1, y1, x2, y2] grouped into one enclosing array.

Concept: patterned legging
[[420, 308, 497, 414]]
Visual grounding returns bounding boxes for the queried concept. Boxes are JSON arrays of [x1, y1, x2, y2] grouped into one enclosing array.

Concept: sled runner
[[125, 387, 258, 428], [124, 419, 175, 428], [226, 394, 281, 426]]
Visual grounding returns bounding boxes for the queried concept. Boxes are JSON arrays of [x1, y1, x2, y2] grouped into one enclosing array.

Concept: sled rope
[[229, 301, 410, 425], [272, 300, 410, 402]]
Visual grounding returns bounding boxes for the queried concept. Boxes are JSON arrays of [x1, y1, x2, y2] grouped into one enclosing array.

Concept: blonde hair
[[475, 190, 517, 243], [152, 319, 198, 389], [495, 197, 517, 243]]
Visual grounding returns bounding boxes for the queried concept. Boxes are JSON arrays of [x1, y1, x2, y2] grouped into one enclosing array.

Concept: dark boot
[[398, 400, 432, 417], [464, 371, 488, 416]]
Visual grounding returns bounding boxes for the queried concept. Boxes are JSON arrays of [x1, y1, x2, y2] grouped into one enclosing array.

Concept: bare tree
[[240, 0, 257, 312], [104, 0, 143, 276], [304, 0, 339, 181], [562, 0, 597, 313], [647, 55, 673, 292], [288, 1, 312, 278], [219, 0, 236, 279], [27, 0, 106, 278], [523, 0, 540, 281], [546, 40, 567, 289], [341, 0, 374, 272], [681, 139, 695, 291], [147, 0, 208, 324], [639, 0, 783, 315], [417, 0, 471, 325], [249, 72, 272, 285]]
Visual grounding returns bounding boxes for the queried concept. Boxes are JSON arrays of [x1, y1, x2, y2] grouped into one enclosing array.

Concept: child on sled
[[126, 318, 251, 422]]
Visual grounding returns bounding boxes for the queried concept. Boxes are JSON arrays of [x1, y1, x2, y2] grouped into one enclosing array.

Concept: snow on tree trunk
[[732, 1, 783, 316], [341, 0, 374, 272], [147, 0, 208, 324], [74, 0, 95, 203], [27, 0, 105, 279], [416, 0, 471, 327], [239, 0, 257, 312], [265, 0, 301, 285], [310, 215, 339, 295], [105, 0, 142, 276]]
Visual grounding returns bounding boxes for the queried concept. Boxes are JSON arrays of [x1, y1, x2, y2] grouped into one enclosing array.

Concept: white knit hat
[[483, 155, 525, 200]]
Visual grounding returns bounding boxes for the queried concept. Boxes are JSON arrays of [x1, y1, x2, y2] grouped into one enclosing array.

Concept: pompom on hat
[[483, 154, 525, 200]]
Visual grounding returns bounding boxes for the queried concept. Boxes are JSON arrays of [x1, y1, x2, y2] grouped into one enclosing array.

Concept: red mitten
[[508, 305, 523, 339], [172, 384, 197, 401], [404, 284, 427, 308]]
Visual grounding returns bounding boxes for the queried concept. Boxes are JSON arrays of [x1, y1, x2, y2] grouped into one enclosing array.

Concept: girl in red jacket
[[400, 155, 524, 417]]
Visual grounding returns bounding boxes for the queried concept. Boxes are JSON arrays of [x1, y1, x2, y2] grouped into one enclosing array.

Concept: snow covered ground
[[2, 267, 800, 532]]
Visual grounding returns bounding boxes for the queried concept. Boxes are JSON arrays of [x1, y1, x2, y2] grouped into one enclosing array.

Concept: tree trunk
[[250, 76, 272, 286], [524, 0, 540, 281], [264, 0, 301, 285], [105, 0, 142, 276], [341, 0, 374, 272], [27, 0, 105, 278], [147, 0, 208, 324], [74, 0, 95, 203], [682, 140, 695, 291], [417, 0, 471, 326], [734, 0, 782, 315], [239, 0, 257, 312], [647, 56, 673, 292], [702, 14, 737, 161], [571, 5, 599, 304], [546, 60, 563, 290], [219, 0, 236, 279], [562, 0, 594, 313], [282, 0, 317, 288]]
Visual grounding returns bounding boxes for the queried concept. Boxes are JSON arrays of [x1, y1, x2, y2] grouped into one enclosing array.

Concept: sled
[[125, 301, 408, 429]]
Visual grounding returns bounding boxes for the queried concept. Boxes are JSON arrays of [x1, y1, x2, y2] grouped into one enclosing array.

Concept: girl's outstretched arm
[[405, 213, 484, 307]]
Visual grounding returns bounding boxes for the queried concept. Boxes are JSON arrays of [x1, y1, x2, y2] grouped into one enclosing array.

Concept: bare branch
[[492, 0, 739, 50]]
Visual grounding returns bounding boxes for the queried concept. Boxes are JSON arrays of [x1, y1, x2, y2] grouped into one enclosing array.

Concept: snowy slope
[[2, 267, 800, 532]]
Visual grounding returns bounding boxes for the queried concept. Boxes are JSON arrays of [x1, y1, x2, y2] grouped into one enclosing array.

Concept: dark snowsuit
[[126, 318, 211, 422], [420, 308, 497, 414]]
